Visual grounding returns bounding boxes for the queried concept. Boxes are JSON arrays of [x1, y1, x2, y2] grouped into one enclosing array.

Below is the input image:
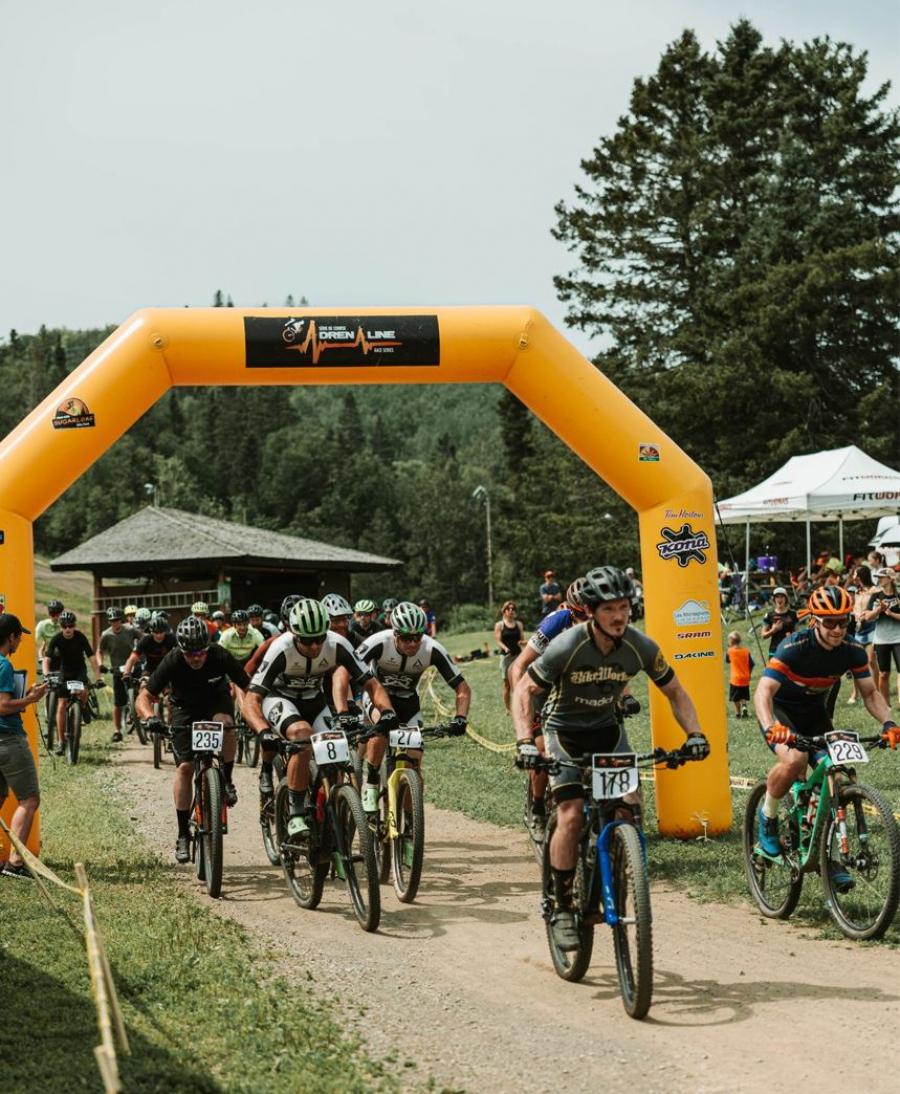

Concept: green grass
[[1, 732, 400, 1093], [424, 622, 900, 944]]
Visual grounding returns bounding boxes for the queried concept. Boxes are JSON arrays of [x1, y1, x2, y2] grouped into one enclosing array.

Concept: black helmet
[[59, 610, 77, 626], [47, 599, 64, 614], [176, 616, 210, 652], [581, 567, 634, 608], [231, 609, 249, 624], [149, 615, 168, 633], [280, 594, 302, 623], [247, 603, 264, 616], [106, 606, 124, 622]]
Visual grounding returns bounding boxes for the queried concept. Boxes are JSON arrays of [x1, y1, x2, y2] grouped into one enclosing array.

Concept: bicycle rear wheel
[[820, 782, 900, 941], [45, 690, 57, 753], [742, 781, 803, 919], [201, 767, 224, 898], [334, 784, 381, 932], [275, 783, 327, 908], [541, 811, 594, 982], [390, 769, 425, 903], [611, 823, 653, 1019], [66, 702, 82, 765]]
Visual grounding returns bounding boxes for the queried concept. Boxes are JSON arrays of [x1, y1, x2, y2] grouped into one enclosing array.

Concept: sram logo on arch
[[244, 315, 440, 368]]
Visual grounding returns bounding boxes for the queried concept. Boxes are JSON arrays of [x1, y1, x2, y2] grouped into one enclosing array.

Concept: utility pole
[[472, 485, 493, 611]]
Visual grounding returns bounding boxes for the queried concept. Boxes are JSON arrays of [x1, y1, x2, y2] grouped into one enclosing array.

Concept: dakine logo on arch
[[656, 523, 710, 567]]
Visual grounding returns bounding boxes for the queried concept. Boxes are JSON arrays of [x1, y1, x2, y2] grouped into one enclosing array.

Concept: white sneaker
[[287, 814, 309, 837], [362, 785, 380, 813]]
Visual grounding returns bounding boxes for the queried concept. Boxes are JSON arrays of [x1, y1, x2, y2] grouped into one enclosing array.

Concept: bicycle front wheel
[[334, 784, 381, 932], [611, 823, 653, 1019], [201, 767, 224, 898], [541, 811, 594, 982], [820, 782, 900, 941], [131, 693, 148, 745], [260, 771, 281, 867], [153, 731, 163, 769], [43, 691, 57, 753], [743, 781, 803, 919], [243, 730, 260, 768], [66, 703, 82, 765], [390, 769, 425, 903]]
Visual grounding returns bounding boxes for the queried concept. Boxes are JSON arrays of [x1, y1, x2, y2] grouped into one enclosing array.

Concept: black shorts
[[112, 673, 128, 708], [729, 684, 750, 702], [875, 643, 900, 673], [758, 703, 830, 764]]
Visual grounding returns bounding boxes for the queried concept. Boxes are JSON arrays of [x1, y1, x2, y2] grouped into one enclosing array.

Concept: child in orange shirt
[[725, 630, 755, 718]]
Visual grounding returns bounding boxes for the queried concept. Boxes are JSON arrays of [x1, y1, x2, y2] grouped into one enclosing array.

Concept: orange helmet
[[807, 585, 852, 617]]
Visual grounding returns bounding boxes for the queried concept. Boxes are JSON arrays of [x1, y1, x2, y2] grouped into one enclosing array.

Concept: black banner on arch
[[244, 315, 440, 368]]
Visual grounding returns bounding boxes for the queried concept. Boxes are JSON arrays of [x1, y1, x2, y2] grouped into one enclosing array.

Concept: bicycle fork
[[597, 820, 648, 928]]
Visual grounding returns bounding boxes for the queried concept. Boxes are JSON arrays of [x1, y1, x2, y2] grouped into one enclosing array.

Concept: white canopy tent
[[716, 445, 900, 576]]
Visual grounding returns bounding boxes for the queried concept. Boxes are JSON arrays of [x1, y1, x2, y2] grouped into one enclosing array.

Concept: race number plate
[[389, 727, 423, 750], [311, 730, 350, 765], [591, 753, 639, 800], [66, 680, 85, 693], [191, 721, 224, 752], [825, 731, 869, 765]]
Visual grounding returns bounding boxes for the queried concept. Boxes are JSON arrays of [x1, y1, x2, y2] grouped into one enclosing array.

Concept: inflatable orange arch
[[0, 306, 730, 849]]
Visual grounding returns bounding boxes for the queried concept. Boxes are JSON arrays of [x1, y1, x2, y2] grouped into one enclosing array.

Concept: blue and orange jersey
[[763, 628, 869, 708]]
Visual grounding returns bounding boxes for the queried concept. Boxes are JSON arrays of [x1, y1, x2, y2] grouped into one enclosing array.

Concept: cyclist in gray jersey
[[336, 602, 470, 811], [242, 598, 396, 836], [513, 566, 708, 951]]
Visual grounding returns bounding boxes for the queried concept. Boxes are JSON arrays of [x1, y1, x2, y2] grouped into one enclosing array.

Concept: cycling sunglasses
[[297, 634, 327, 646], [818, 616, 850, 630]]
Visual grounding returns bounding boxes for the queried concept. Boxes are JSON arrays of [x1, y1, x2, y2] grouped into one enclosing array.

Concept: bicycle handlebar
[[516, 744, 703, 774], [789, 732, 888, 753]]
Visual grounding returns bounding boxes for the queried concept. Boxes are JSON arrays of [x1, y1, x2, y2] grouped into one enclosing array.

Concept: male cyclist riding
[[753, 585, 899, 879], [512, 566, 708, 951]]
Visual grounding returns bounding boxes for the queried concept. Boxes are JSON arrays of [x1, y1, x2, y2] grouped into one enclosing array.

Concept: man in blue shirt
[[0, 614, 49, 878]]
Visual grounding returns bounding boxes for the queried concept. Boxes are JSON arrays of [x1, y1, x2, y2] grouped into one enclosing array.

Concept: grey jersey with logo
[[529, 622, 674, 735], [249, 630, 371, 701], [355, 629, 462, 698]]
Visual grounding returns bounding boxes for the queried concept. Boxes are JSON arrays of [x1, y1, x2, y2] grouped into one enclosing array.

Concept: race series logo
[[656, 523, 710, 568], [52, 397, 96, 430], [639, 443, 660, 462], [244, 315, 440, 368], [673, 599, 711, 626]]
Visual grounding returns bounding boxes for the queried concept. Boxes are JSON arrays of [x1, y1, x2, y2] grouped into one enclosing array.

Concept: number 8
[[327, 741, 337, 760]]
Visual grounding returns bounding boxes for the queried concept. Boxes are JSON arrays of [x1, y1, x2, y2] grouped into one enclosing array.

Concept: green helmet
[[289, 598, 330, 639], [354, 598, 377, 614], [392, 601, 427, 636]]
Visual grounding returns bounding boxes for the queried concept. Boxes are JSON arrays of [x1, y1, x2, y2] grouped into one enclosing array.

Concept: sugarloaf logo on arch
[[656, 523, 710, 567], [244, 315, 440, 368], [673, 599, 711, 627], [52, 397, 96, 430]]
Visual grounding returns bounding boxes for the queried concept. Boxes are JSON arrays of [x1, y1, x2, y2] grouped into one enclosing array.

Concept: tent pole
[[806, 518, 811, 576], [745, 520, 750, 582], [838, 516, 844, 564]]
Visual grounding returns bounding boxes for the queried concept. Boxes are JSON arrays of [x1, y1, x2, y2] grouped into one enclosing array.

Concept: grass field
[[424, 619, 900, 944], [1, 736, 400, 1093]]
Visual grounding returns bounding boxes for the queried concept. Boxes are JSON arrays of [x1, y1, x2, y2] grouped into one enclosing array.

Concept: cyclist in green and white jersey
[[35, 600, 64, 663]]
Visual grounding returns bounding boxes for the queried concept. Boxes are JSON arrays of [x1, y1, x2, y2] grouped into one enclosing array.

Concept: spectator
[[418, 599, 437, 637], [0, 614, 48, 879], [760, 588, 798, 657], [494, 600, 525, 712], [725, 630, 754, 718], [539, 570, 563, 617], [864, 569, 900, 708], [867, 549, 886, 572], [849, 565, 879, 702]]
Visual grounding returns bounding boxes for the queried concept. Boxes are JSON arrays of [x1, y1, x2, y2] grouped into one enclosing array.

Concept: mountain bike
[[518, 742, 703, 1019], [148, 721, 230, 898], [364, 722, 455, 903], [273, 728, 380, 932], [44, 672, 106, 765], [743, 729, 900, 941], [122, 671, 148, 744], [151, 692, 173, 769], [235, 702, 260, 768]]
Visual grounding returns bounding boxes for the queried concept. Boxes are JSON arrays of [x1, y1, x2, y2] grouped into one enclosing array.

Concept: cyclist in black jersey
[[513, 566, 708, 951], [122, 617, 177, 676], [137, 616, 250, 862]]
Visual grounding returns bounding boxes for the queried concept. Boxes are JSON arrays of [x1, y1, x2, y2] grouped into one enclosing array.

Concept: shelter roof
[[50, 506, 401, 573]]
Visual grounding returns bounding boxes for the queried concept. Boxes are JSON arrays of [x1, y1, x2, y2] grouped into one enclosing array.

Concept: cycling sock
[[532, 797, 546, 816], [176, 809, 191, 837], [763, 792, 780, 819], [552, 867, 576, 909], [223, 761, 234, 783], [366, 763, 380, 785], [288, 789, 308, 816]]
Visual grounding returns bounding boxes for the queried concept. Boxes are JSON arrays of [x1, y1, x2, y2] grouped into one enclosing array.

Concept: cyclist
[[137, 616, 250, 861], [418, 599, 437, 637], [379, 597, 399, 629], [133, 607, 152, 637], [191, 601, 219, 642], [349, 599, 380, 645], [42, 611, 102, 756], [211, 610, 228, 636], [248, 604, 279, 640], [242, 598, 396, 833], [97, 607, 138, 743], [218, 609, 265, 712], [35, 600, 64, 661], [244, 595, 301, 676], [512, 566, 708, 951], [123, 604, 139, 626], [339, 601, 469, 812], [323, 593, 357, 645], [122, 614, 177, 678], [753, 585, 899, 875]]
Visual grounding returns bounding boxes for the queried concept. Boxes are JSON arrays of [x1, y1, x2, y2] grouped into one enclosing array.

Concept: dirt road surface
[[116, 741, 900, 1092]]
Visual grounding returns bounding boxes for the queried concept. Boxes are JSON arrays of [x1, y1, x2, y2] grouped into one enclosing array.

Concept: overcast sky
[[2, 1, 897, 354]]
